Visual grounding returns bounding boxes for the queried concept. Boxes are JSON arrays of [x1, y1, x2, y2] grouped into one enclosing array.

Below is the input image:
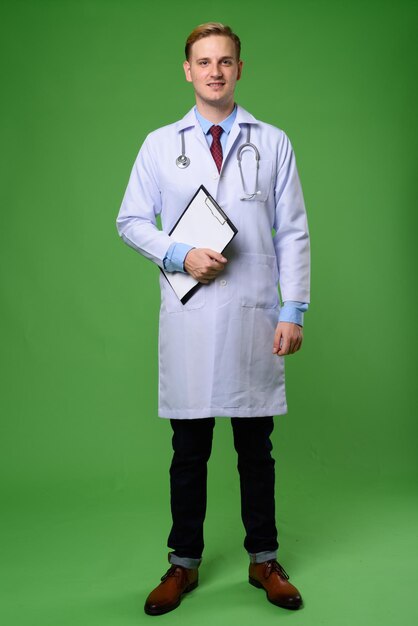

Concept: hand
[[184, 248, 227, 284], [272, 322, 303, 356]]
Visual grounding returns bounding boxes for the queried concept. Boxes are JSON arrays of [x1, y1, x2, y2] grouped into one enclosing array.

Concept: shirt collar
[[194, 105, 238, 136]]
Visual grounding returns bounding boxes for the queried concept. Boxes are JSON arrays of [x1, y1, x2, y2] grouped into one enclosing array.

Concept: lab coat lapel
[[193, 122, 211, 153], [222, 122, 242, 164], [176, 107, 212, 156], [222, 105, 259, 166]]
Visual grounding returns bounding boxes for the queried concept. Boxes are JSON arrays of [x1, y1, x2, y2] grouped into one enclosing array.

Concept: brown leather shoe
[[249, 560, 302, 610], [144, 563, 199, 616]]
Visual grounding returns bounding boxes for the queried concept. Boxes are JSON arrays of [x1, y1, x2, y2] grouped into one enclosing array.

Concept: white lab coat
[[116, 105, 310, 419]]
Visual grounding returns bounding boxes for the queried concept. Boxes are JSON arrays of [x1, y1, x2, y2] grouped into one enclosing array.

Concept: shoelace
[[264, 560, 290, 580], [161, 565, 179, 581], [160, 565, 186, 586]]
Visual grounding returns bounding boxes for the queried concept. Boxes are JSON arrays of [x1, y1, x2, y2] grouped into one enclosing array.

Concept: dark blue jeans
[[167, 416, 279, 559]]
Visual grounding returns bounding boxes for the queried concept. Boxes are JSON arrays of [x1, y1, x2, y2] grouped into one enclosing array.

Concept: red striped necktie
[[209, 125, 223, 172]]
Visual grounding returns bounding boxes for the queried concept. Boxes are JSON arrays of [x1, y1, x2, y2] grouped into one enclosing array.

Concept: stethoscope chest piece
[[176, 131, 190, 168], [176, 154, 190, 169]]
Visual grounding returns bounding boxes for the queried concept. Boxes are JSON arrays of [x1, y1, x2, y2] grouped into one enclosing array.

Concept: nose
[[209, 63, 223, 77]]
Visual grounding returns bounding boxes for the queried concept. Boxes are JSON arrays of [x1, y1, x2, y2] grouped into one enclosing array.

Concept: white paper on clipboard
[[161, 185, 238, 304]]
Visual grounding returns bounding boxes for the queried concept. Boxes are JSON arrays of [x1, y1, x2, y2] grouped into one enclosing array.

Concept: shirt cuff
[[279, 301, 309, 327], [163, 242, 194, 273]]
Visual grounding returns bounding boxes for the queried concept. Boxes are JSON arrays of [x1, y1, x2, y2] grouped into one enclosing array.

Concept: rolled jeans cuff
[[248, 550, 278, 564], [169, 552, 202, 569]]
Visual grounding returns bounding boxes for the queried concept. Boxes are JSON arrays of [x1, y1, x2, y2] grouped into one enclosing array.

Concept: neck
[[195, 100, 235, 124]]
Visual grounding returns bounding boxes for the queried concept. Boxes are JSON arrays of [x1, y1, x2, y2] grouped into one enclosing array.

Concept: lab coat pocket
[[240, 253, 279, 309], [160, 274, 205, 313]]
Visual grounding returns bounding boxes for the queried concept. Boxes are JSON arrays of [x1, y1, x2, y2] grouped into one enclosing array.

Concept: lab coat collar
[[235, 105, 259, 126], [224, 106, 258, 163], [175, 104, 259, 166], [175, 104, 259, 132]]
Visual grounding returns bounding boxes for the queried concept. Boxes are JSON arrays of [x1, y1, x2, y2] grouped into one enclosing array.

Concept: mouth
[[207, 82, 225, 88]]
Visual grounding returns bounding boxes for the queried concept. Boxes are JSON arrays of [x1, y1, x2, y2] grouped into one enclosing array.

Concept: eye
[[198, 60, 208, 66], [222, 59, 233, 65]]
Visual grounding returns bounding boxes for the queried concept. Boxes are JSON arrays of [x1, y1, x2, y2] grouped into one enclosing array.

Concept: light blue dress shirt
[[163, 106, 308, 326]]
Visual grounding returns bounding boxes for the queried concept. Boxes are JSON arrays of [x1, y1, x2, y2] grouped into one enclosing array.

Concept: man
[[116, 22, 310, 615]]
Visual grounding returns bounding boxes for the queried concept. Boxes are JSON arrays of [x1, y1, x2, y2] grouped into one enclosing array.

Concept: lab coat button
[[220, 279, 227, 287], [212, 173, 219, 180]]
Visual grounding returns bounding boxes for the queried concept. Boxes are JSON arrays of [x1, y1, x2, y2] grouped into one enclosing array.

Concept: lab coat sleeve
[[116, 137, 172, 268], [273, 134, 310, 303]]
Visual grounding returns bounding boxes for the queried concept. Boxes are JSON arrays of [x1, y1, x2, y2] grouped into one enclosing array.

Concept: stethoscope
[[176, 125, 261, 201]]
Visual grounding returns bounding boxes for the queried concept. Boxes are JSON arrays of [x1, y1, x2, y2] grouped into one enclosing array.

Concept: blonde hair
[[185, 22, 241, 60]]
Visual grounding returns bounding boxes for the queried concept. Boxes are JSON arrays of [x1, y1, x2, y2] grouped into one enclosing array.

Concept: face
[[183, 35, 243, 111]]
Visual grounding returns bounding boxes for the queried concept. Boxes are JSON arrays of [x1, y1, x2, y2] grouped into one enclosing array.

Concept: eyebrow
[[195, 56, 235, 62]]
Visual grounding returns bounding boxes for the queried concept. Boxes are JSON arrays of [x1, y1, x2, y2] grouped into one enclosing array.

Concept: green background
[[1, 0, 417, 624]]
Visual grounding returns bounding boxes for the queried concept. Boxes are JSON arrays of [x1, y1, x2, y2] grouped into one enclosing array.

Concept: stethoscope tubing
[[176, 130, 191, 169], [176, 124, 261, 199]]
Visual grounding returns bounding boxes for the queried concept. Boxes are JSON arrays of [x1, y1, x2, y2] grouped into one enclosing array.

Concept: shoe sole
[[248, 577, 302, 610], [144, 580, 199, 616]]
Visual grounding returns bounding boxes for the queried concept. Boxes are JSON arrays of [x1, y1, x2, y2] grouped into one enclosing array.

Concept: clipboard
[[161, 185, 238, 304]]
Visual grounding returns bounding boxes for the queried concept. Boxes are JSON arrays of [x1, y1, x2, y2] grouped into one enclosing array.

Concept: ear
[[237, 60, 243, 81], [183, 60, 192, 83]]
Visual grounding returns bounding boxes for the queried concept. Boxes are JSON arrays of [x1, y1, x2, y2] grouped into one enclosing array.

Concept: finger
[[206, 264, 228, 280], [208, 260, 226, 272], [272, 330, 282, 354], [294, 329, 303, 351], [291, 333, 301, 352], [279, 328, 297, 354], [198, 259, 224, 278], [287, 340, 296, 355], [206, 249, 227, 264], [294, 336, 303, 352], [278, 336, 290, 356], [291, 331, 304, 353], [203, 268, 221, 280]]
